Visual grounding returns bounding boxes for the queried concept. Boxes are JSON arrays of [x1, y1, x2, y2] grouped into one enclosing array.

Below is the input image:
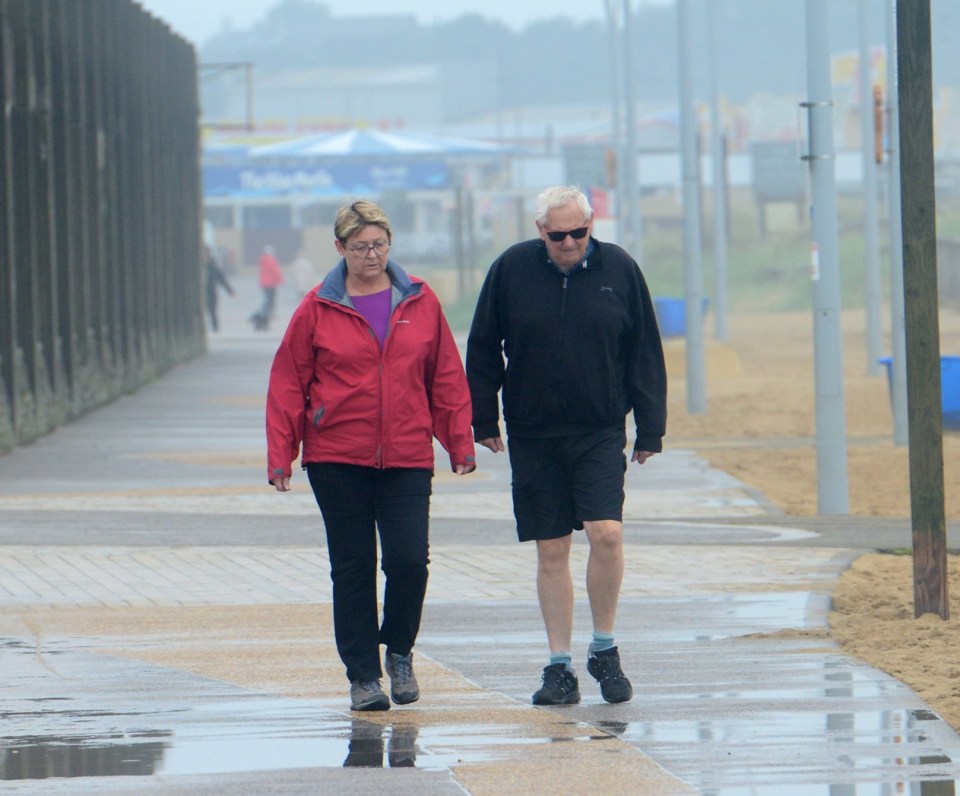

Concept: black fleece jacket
[[466, 237, 667, 453]]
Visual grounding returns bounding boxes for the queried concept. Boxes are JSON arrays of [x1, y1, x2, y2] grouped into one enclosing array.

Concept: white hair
[[534, 186, 592, 226]]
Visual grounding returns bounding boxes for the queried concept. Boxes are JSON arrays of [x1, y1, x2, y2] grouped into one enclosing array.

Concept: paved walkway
[[1, 275, 959, 794]]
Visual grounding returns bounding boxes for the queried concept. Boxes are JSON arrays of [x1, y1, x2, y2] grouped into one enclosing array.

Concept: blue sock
[[550, 651, 573, 672], [591, 631, 615, 654]]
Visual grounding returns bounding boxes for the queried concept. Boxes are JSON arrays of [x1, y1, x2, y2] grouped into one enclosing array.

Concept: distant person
[[265, 200, 476, 712], [203, 245, 235, 332], [250, 245, 283, 331], [466, 185, 666, 706], [289, 249, 318, 298]]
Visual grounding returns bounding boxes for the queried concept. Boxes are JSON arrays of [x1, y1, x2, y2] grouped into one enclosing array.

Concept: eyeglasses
[[545, 227, 589, 242], [346, 240, 390, 256]]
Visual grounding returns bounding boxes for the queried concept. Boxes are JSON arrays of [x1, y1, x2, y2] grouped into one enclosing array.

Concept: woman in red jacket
[[266, 201, 476, 712]]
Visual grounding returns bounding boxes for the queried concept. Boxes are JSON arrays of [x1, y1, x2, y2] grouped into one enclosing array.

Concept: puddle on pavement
[[4, 691, 960, 793], [0, 700, 580, 781], [596, 706, 960, 794], [640, 591, 825, 641], [694, 784, 958, 795], [1, 734, 171, 780]]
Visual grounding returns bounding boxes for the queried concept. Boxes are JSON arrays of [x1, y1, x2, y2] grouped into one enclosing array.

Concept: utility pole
[[622, 0, 643, 260], [859, 0, 882, 377], [678, 0, 705, 414], [803, 0, 849, 514], [895, 0, 948, 619], [707, 0, 728, 342], [604, 0, 626, 244], [886, 0, 908, 445]]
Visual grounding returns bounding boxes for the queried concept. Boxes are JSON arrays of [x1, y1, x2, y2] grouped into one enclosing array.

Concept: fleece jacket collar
[[543, 238, 598, 275], [316, 259, 421, 308]]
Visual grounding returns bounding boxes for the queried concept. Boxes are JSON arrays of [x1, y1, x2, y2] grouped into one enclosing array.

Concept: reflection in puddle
[[0, 700, 586, 781], [597, 705, 960, 795], [4, 688, 960, 793], [7, 711, 959, 794], [0, 735, 169, 780], [342, 720, 418, 768]]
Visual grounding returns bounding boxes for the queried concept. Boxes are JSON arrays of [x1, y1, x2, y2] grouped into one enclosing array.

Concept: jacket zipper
[[559, 274, 569, 368], [375, 294, 412, 468], [375, 324, 386, 468]]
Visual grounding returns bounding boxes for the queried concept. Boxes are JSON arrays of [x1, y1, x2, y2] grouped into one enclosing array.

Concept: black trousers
[[261, 286, 277, 318], [205, 296, 219, 331], [306, 463, 432, 683]]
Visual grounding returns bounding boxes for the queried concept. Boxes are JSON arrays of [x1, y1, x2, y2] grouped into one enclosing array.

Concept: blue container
[[654, 297, 709, 338], [878, 355, 960, 430], [944, 356, 960, 429]]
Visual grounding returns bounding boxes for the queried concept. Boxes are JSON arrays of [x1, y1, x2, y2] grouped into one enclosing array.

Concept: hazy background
[[144, 0, 960, 325], [135, 0, 670, 44]]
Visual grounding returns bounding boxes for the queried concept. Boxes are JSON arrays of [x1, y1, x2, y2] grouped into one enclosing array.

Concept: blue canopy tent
[[204, 128, 506, 198], [247, 128, 504, 159], [202, 129, 507, 267]]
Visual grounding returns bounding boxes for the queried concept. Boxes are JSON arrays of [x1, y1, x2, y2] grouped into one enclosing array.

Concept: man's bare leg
[[583, 519, 625, 635], [535, 535, 574, 652], [583, 519, 632, 702], [531, 534, 582, 704]]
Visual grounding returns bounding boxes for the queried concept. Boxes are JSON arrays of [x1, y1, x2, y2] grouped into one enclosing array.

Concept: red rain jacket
[[259, 250, 284, 288], [266, 261, 475, 482]]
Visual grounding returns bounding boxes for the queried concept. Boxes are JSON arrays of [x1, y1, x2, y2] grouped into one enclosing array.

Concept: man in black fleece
[[466, 185, 666, 706]]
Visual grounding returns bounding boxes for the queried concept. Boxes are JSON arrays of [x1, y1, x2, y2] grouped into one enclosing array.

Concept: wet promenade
[[2, 276, 960, 794]]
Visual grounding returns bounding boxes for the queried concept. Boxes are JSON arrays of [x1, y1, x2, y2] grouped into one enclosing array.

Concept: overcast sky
[[136, 0, 670, 46]]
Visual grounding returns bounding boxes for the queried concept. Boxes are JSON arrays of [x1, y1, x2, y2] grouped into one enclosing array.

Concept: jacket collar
[[542, 237, 598, 274], [316, 259, 419, 304]]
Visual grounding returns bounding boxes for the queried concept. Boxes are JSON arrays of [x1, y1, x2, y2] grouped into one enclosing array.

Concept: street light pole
[[622, 0, 642, 259], [859, 0, 883, 377], [886, 0, 908, 446], [678, 0, 705, 414], [604, 0, 626, 244], [707, 0, 728, 342], [803, 0, 850, 514]]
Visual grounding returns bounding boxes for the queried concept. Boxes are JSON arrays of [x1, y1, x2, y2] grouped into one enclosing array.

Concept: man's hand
[[632, 451, 656, 465], [478, 437, 505, 453], [271, 477, 291, 492]]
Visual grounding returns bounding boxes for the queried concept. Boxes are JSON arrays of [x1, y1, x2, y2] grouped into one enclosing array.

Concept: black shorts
[[507, 427, 627, 542]]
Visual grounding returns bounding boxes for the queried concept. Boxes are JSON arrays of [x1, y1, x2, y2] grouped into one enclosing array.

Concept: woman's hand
[[271, 476, 291, 492], [454, 463, 476, 475]]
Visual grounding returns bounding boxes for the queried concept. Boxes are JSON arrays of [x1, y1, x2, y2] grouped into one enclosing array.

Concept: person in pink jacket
[[266, 200, 476, 712]]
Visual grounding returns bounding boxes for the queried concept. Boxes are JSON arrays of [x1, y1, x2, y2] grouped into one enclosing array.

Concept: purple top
[[351, 287, 392, 349]]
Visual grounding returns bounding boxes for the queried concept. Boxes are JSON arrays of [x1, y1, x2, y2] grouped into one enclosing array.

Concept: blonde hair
[[334, 200, 392, 243]]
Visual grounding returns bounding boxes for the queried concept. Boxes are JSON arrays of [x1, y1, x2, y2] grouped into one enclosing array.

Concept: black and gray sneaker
[[350, 679, 390, 711], [384, 651, 420, 705], [586, 645, 633, 703], [532, 663, 581, 705]]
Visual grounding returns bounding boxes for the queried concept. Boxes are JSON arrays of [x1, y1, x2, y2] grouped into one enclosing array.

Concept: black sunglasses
[[545, 226, 589, 242]]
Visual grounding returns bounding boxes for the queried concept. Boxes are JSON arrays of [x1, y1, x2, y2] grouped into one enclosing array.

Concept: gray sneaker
[[384, 651, 420, 704], [350, 679, 390, 711]]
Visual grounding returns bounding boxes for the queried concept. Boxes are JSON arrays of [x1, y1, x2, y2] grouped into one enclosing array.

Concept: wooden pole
[[896, 0, 949, 619]]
